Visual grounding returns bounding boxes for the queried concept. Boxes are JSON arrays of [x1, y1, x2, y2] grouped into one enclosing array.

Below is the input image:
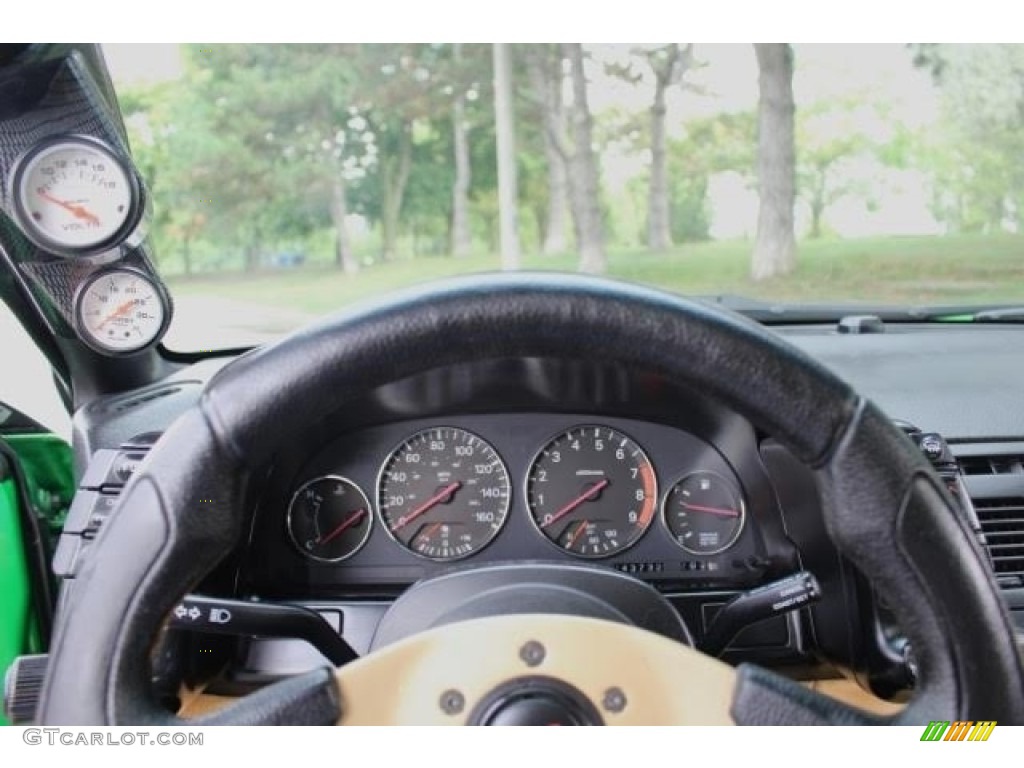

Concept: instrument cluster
[[262, 412, 767, 590]]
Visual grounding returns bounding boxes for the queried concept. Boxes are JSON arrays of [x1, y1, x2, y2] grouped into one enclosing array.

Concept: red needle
[[680, 502, 739, 518], [391, 482, 461, 532], [38, 190, 101, 226], [316, 508, 367, 546], [566, 519, 589, 549], [541, 479, 610, 529]]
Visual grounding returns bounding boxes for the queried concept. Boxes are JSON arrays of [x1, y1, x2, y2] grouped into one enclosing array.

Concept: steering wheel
[[38, 274, 1024, 725]]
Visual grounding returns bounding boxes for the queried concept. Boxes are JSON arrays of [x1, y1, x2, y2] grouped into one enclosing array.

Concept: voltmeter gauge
[[11, 135, 140, 254], [73, 268, 168, 354]]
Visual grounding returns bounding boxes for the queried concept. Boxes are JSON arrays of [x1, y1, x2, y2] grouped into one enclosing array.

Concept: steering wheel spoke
[[334, 614, 735, 725]]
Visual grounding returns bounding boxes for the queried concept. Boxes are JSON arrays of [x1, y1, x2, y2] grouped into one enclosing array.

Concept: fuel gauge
[[287, 476, 373, 563], [662, 471, 746, 555]]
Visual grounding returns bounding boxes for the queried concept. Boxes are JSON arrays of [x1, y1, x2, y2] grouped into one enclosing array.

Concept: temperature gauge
[[662, 471, 746, 555], [73, 268, 168, 354], [287, 476, 373, 563], [12, 135, 140, 254]]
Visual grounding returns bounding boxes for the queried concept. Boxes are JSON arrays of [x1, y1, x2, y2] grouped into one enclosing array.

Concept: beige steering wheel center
[[334, 614, 736, 725]]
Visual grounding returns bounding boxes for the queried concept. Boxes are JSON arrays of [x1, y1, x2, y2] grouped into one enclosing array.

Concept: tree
[[642, 44, 695, 250], [913, 44, 1024, 233], [664, 111, 757, 243], [523, 44, 570, 255], [797, 100, 880, 238], [450, 44, 472, 257], [563, 44, 607, 273], [751, 43, 797, 281], [492, 44, 521, 269], [176, 44, 377, 274]]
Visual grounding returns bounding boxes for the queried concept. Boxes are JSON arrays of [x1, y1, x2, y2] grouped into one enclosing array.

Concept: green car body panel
[[0, 433, 73, 725]]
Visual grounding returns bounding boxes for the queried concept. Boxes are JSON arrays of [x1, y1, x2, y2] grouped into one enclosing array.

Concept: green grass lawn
[[167, 234, 1024, 315]]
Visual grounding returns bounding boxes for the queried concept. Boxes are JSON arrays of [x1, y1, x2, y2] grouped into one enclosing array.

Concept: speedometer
[[526, 425, 657, 558], [12, 135, 140, 254], [377, 427, 511, 561]]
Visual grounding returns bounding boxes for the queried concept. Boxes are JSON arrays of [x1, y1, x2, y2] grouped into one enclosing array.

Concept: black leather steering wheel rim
[[38, 272, 1024, 725]]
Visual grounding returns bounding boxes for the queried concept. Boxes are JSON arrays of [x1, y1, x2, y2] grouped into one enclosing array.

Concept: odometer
[[526, 425, 657, 558], [377, 427, 511, 561]]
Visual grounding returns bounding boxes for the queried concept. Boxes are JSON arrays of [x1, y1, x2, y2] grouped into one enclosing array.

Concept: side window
[[0, 302, 70, 441]]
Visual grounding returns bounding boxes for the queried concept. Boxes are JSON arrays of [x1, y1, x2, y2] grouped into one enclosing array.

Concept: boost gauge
[[74, 269, 168, 354], [12, 135, 140, 254]]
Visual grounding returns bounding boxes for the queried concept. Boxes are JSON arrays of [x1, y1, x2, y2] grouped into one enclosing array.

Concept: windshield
[[103, 44, 1024, 349]]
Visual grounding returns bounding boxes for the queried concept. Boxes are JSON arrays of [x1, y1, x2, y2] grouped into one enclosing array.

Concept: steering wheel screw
[[439, 689, 465, 715], [602, 687, 627, 713], [519, 640, 546, 667]]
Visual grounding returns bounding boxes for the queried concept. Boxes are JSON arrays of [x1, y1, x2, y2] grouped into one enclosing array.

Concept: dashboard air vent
[[959, 455, 1024, 476], [974, 497, 1024, 588]]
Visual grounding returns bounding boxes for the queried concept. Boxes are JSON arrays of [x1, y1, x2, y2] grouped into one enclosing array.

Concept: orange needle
[[37, 190, 101, 226], [416, 521, 444, 542], [566, 519, 589, 550], [97, 299, 136, 330]]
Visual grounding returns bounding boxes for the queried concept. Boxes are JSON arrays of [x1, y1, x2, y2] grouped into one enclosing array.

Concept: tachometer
[[526, 425, 657, 558], [377, 427, 511, 561], [12, 135, 140, 254], [662, 471, 746, 554]]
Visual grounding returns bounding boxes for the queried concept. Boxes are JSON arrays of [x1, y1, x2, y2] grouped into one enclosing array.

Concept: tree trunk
[[541, 135, 570, 254], [244, 241, 260, 272], [646, 44, 691, 251], [647, 83, 672, 251], [564, 43, 606, 274], [330, 173, 359, 274], [493, 43, 521, 270], [180, 224, 192, 276], [381, 121, 413, 261], [752, 43, 797, 280], [451, 44, 473, 258], [542, 135, 569, 254], [525, 45, 569, 255]]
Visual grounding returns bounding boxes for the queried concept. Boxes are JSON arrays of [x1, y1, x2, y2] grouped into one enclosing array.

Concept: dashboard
[[60, 326, 1024, 694]]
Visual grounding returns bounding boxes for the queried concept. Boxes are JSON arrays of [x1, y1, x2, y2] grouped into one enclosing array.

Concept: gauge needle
[[97, 299, 137, 330], [566, 519, 589, 549], [316, 508, 367, 546], [37, 190, 101, 226], [392, 481, 461, 532], [541, 478, 610, 529], [680, 502, 739, 518], [416, 521, 443, 542]]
